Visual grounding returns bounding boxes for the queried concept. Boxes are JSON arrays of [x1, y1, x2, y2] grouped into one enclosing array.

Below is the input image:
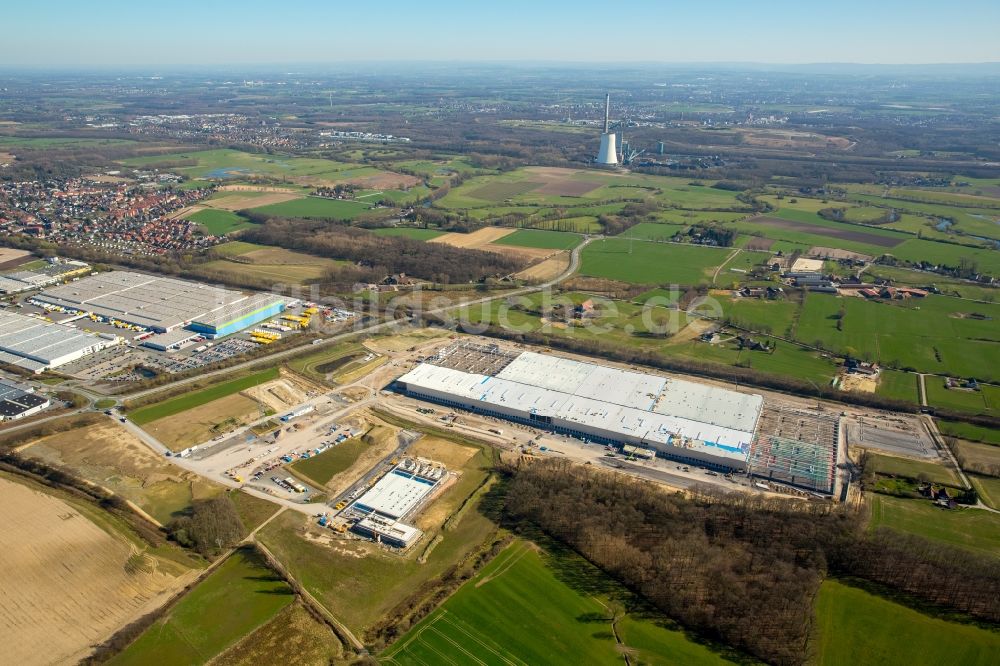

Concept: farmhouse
[[396, 342, 764, 471]]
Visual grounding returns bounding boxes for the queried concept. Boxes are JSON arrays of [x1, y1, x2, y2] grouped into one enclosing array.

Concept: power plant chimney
[[604, 93, 610, 134], [595, 93, 619, 166]]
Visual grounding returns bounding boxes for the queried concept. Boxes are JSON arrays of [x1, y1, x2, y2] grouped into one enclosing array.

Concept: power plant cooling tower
[[595, 93, 619, 166]]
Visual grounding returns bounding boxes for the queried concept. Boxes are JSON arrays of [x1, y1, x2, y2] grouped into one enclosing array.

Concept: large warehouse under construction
[[397, 343, 764, 471]]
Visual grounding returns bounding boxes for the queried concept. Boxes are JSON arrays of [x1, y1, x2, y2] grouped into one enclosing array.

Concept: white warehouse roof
[[0, 311, 119, 371], [34, 271, 251, 331], [353, 469, 438, 520], [398, 351, 764, 462]]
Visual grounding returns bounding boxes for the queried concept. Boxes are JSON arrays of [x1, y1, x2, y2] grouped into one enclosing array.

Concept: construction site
[[395, 341, 842, 494]]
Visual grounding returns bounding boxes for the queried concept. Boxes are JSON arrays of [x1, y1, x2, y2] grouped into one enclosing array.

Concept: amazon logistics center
[[31, 271, 285, 338], [397, 342, 765, 471]]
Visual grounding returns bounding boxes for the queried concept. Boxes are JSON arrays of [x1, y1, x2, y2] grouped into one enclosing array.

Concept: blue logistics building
[[188, 293, 286, 338]]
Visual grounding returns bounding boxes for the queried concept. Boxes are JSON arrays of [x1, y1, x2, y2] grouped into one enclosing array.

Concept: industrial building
[[188, 293, 287, 338], [747, 405, 840, 494], [396, 343, 764, 471], [32, 271, 285, 337], [0, 259, 90, 294], [0, 380, 50, 421], [280, 404, 315, 422], [0, 311, 120, 373], [140, 329, 201, 352], [348, 459, 445, 548]]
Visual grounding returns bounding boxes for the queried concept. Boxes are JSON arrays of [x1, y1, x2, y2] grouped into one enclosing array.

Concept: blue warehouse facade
[[189, 295, 286, 338]]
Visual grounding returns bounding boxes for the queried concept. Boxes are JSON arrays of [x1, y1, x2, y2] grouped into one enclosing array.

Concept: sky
[[4, 0, 999, 67]]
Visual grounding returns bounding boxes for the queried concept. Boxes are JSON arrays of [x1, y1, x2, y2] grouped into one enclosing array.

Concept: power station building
[[396, 343, 764, 471], [595, 93, 619, 166]]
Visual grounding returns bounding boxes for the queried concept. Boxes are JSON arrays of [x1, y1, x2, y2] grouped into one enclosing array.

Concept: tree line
[[497, 460, 1000, 666], [241, 217, 528, 283]]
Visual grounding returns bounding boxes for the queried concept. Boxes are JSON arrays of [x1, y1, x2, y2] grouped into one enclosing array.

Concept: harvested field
[[429, 226, 516, 247], [515, 251, 570, 281], [407, 436, 479, 469], [198, 244, 345, 284], [366, 328, 451, 354], [206, 192, 303, 211], [807, 247, 874, 261], [752, 216, 902, 248], [345, 170, 421, 189], [239, 246, 328, 265], [0, 248, 31, 268], [0, 247, 31, 269], [480, 242, 554, 262], [468, 181, 542, 201], [143, 393, 262, 451], [743, 237, 774, 251], [18, 421, 223, 525], [0, 476, 194, 666]]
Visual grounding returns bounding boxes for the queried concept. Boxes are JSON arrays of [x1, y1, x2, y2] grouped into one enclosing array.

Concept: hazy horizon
[[4, 0, 999, 67]]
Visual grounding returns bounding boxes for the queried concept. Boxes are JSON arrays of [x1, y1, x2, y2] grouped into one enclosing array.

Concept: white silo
[[595, 93, 619, 165]]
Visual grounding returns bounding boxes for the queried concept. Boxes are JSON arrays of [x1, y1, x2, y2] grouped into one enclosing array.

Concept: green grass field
[[617, 221, 687, 241], [866, 453, 962, 486], [208, 240, 264, 257], [937, 420, 1000, 445], [869, 494, 1000, 556], [493, 228, 582, 250], [875, 369, 919, 403], [230, 490, 280, 533], [122, 148, 366, 183], [128, 368, 280, 425], [211, 601, 343, 664], [382, 540, 738, 666], [719, 295, 800, 336], [109, 548, 294, 666], [970, 474, 1000, 510], [891, 238, 1000, 277], [252, 197, 371, 220], [0, 136, 138, 149], [925, 378, 997, 414], [794, 292, 1000, 382], [580, 239, 731, 285], [812, 579, 1000, 666], [187, 208, 253, 235], [371, 227, 446, 240], [289, 438, 368, 486]]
